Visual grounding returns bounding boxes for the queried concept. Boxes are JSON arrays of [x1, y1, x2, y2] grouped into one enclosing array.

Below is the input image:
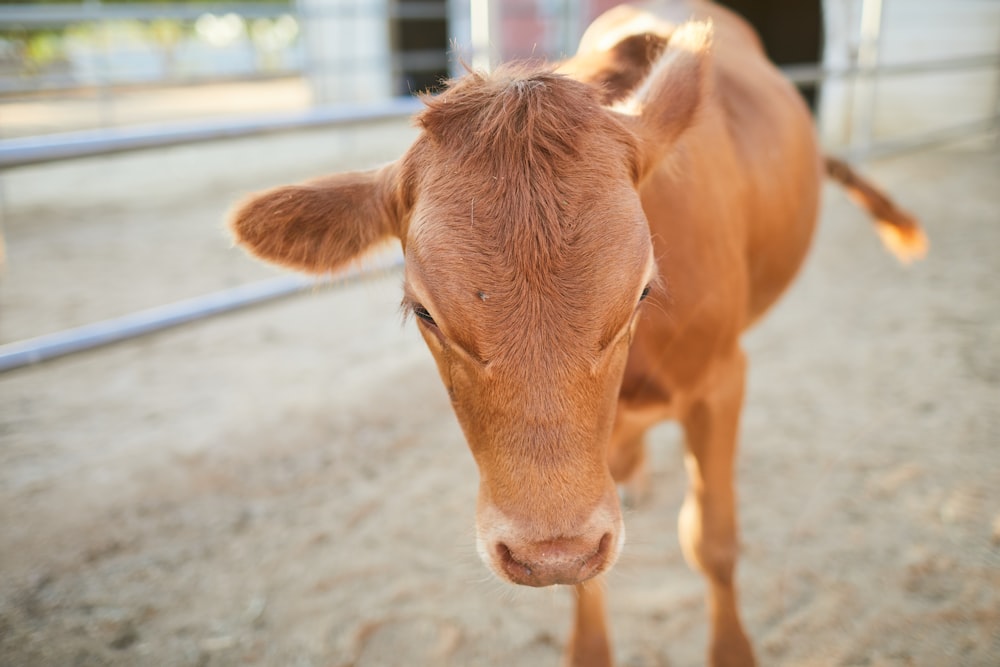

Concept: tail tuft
[[874, 217, 928, 264], [825, 156, 928, 264]]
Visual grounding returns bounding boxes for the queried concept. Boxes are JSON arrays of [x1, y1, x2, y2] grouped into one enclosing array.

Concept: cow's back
[[574, 0, 822, 401], [693, 2, 823, 323]]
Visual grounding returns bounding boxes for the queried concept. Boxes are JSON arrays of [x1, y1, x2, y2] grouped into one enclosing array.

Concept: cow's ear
[[559, 32, 668, 105], [615, 21, 713, 183], [228, 162, 406, 274]]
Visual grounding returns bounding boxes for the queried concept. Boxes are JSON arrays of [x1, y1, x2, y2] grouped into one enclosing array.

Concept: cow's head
[[230, 23, 711, 587]]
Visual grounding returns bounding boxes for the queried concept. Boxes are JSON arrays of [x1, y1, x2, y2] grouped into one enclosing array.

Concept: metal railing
[[784, 52, 1000, 159], [0, 3, 303, 95], [0, 95, 423, 168], [0, 259, 404, 373], [1, 54, 996, 169], [0, 1, 449, 124], [1, 1, 997, 373]]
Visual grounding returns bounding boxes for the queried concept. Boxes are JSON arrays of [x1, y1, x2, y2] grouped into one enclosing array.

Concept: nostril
[[598, 533, 612, 557], [496, 542, 533, 577], [569, 532, 612, 573]]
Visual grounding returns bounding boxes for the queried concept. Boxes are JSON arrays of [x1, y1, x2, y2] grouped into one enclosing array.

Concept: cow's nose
[[494, 532, 614, 587]]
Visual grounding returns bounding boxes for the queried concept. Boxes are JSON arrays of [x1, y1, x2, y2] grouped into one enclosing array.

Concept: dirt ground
[[0, 133, 998, 667]]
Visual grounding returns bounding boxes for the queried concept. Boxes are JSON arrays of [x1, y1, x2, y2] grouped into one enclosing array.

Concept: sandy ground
[[0, 134, 998, 667]]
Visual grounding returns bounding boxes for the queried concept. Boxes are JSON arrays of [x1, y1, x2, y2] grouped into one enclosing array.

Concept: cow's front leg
[[609, 431, 649, 507], [678, 349, 755, 666], [565, 576, 612, 667]]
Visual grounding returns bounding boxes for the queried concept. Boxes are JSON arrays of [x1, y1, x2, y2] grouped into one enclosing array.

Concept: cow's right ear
[[228, 162, 406, 274], [615, 20, 713, 183]]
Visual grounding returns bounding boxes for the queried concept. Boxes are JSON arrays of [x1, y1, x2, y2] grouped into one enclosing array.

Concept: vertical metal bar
[[852, 0, 884, 156], [470, 0, 494, 71]]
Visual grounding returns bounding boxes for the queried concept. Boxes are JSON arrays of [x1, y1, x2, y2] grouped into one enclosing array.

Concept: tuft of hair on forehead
[[416, 64, 609, 170], [405, 65, 645, 369]]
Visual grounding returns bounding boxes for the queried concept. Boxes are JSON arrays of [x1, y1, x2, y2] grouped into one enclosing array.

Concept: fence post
[[851, 0, 884, 157], [470, 0, 497, 72]]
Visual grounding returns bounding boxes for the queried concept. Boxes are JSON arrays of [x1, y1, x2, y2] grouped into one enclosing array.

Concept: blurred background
[[0, 2, 998, 666], [1, 0, 997, 143]]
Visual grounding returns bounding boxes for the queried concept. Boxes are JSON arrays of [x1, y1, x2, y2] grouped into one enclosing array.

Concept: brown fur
[[228, 2, 925, 665], [825, 156, 928, 262]]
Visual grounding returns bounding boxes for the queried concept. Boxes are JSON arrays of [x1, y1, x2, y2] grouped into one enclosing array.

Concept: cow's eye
[[414, 304, 437, 326], [639, 286, 651, 302]]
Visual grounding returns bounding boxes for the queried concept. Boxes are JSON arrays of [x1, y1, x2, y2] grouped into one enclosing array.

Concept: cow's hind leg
[[566, 576, 612, 667], [679, 349, 755, 667]]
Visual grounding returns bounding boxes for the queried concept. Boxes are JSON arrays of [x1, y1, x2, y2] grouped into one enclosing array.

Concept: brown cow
[[228, 1, 926, 665]]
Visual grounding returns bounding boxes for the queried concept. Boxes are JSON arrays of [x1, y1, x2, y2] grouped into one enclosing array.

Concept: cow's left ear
[[228, 162, 406, 274], [615, 20, 713, 183]]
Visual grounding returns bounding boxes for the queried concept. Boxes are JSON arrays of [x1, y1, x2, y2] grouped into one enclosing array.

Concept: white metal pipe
[[470, 0, 494, 71], [0, 256, 404, 373], [852, 0, 885, 154], [0, 97, 424, 169]]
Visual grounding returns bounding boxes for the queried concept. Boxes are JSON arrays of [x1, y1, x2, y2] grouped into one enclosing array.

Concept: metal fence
[[0, 1, 452, 139], [0, 0, 998, 372], [0, 2, 302, 94], [784, 54, 1000, 159]]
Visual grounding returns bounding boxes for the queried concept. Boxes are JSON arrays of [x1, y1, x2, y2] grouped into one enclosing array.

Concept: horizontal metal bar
[[0, 275, 310, 373], [0, 3, 294, 25], [0, 2, 445, 26], [0, 70, 303, 96], [0, 255, 404, 374], [862, 116, 999, 161], [0, 95, 424, 169], [780, 54, 1000, 86]]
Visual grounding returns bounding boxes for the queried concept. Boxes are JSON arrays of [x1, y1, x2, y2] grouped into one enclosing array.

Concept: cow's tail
[[824, 156, 928, 264]]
